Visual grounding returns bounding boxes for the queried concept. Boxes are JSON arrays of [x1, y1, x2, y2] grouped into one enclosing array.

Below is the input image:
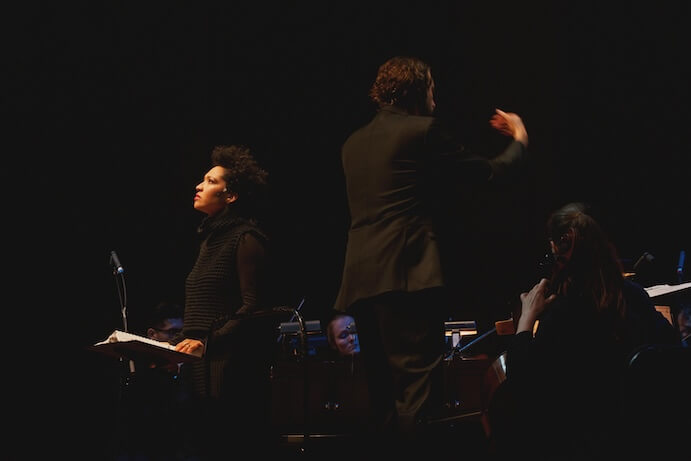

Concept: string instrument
[[478, 318, 515, 442], [479, 254, 553, 451], [439, 316, 517, 441]]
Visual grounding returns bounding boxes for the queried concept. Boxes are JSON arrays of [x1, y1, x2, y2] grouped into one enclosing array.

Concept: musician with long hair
[[502, 202, 681, 459]]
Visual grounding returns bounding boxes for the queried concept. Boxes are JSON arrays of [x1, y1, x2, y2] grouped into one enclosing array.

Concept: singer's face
[[194, 166, 232, 216]]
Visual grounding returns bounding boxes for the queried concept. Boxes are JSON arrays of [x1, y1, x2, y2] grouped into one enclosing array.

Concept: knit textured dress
[[180, 208, 268, 399]]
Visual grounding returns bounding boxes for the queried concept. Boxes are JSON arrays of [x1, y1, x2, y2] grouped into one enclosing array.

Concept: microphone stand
[[109, 250, 133, 457], [290, 303, 311, 453], [111, 256, 134, 375], [272, 300, 311, 452], [276, 298, 305, 344]]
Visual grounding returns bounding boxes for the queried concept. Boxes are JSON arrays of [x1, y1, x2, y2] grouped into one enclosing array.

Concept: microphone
[[110, 250, 125, 274], [537, 251, 555, 279], [633, 252, 654, 272], [678, 250, 686, 282]]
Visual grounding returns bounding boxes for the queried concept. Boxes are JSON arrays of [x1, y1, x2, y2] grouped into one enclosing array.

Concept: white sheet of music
[[644, 281, 691, 298], [95, 330, 177, 350]]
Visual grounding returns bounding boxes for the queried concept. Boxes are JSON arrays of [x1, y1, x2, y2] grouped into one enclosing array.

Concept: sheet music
[[94, 330, 177, 350], [90, 330, 199, 364], [644, 281, 691, 298]]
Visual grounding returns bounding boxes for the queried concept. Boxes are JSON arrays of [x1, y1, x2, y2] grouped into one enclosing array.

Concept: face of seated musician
[[327, 314, 360, 356], [146, 301, 184, 343]]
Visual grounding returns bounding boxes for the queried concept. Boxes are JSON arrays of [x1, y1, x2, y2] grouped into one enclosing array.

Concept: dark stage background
[[16, 2, 689, 458]]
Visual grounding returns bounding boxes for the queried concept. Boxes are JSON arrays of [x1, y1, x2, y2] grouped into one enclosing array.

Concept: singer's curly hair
[[211, 144, 268, 213], [369, 56, 432, 113]]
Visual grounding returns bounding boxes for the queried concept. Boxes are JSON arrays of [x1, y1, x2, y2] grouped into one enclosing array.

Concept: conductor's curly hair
[[369, 56, 432, 113]]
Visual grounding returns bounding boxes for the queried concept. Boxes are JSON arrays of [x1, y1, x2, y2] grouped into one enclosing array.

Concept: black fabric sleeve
[[425, 118, 494, 184], [206, 232, 266, 350], [425, 118, 528, 187], [505, 330, 534, 383], [488, 140, 527, 180], [234, 232, 266, 317]]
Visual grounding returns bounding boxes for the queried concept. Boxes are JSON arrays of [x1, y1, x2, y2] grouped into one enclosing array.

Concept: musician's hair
[[547, 202, 626, 319]]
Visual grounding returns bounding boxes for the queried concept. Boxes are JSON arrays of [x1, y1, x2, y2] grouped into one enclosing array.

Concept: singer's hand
[[489, 108, 528, 147], [175, 338, 204, 357]]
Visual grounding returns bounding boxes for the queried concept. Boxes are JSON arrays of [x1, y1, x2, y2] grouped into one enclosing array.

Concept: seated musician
[[499, 202, 681, 459], [326, 312, 360, 357]]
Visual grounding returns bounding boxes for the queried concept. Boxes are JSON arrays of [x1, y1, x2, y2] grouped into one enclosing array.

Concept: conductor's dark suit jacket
[[334, 105, 527, 313]]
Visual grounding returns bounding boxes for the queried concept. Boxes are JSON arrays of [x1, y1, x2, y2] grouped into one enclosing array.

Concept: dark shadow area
[[13, 2, 689, 458]]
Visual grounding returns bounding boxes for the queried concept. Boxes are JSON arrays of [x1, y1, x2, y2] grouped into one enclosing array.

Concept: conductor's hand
[[175, 338, 205, 357], [490, 108, 529, 147]]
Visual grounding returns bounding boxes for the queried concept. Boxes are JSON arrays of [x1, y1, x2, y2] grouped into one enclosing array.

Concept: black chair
[[619, 343, 690, 458]]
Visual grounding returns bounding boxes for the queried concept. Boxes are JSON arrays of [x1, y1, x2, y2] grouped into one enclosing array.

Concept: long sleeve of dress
[[207, 232, 266, 346], [233, 232, 266, 317]]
